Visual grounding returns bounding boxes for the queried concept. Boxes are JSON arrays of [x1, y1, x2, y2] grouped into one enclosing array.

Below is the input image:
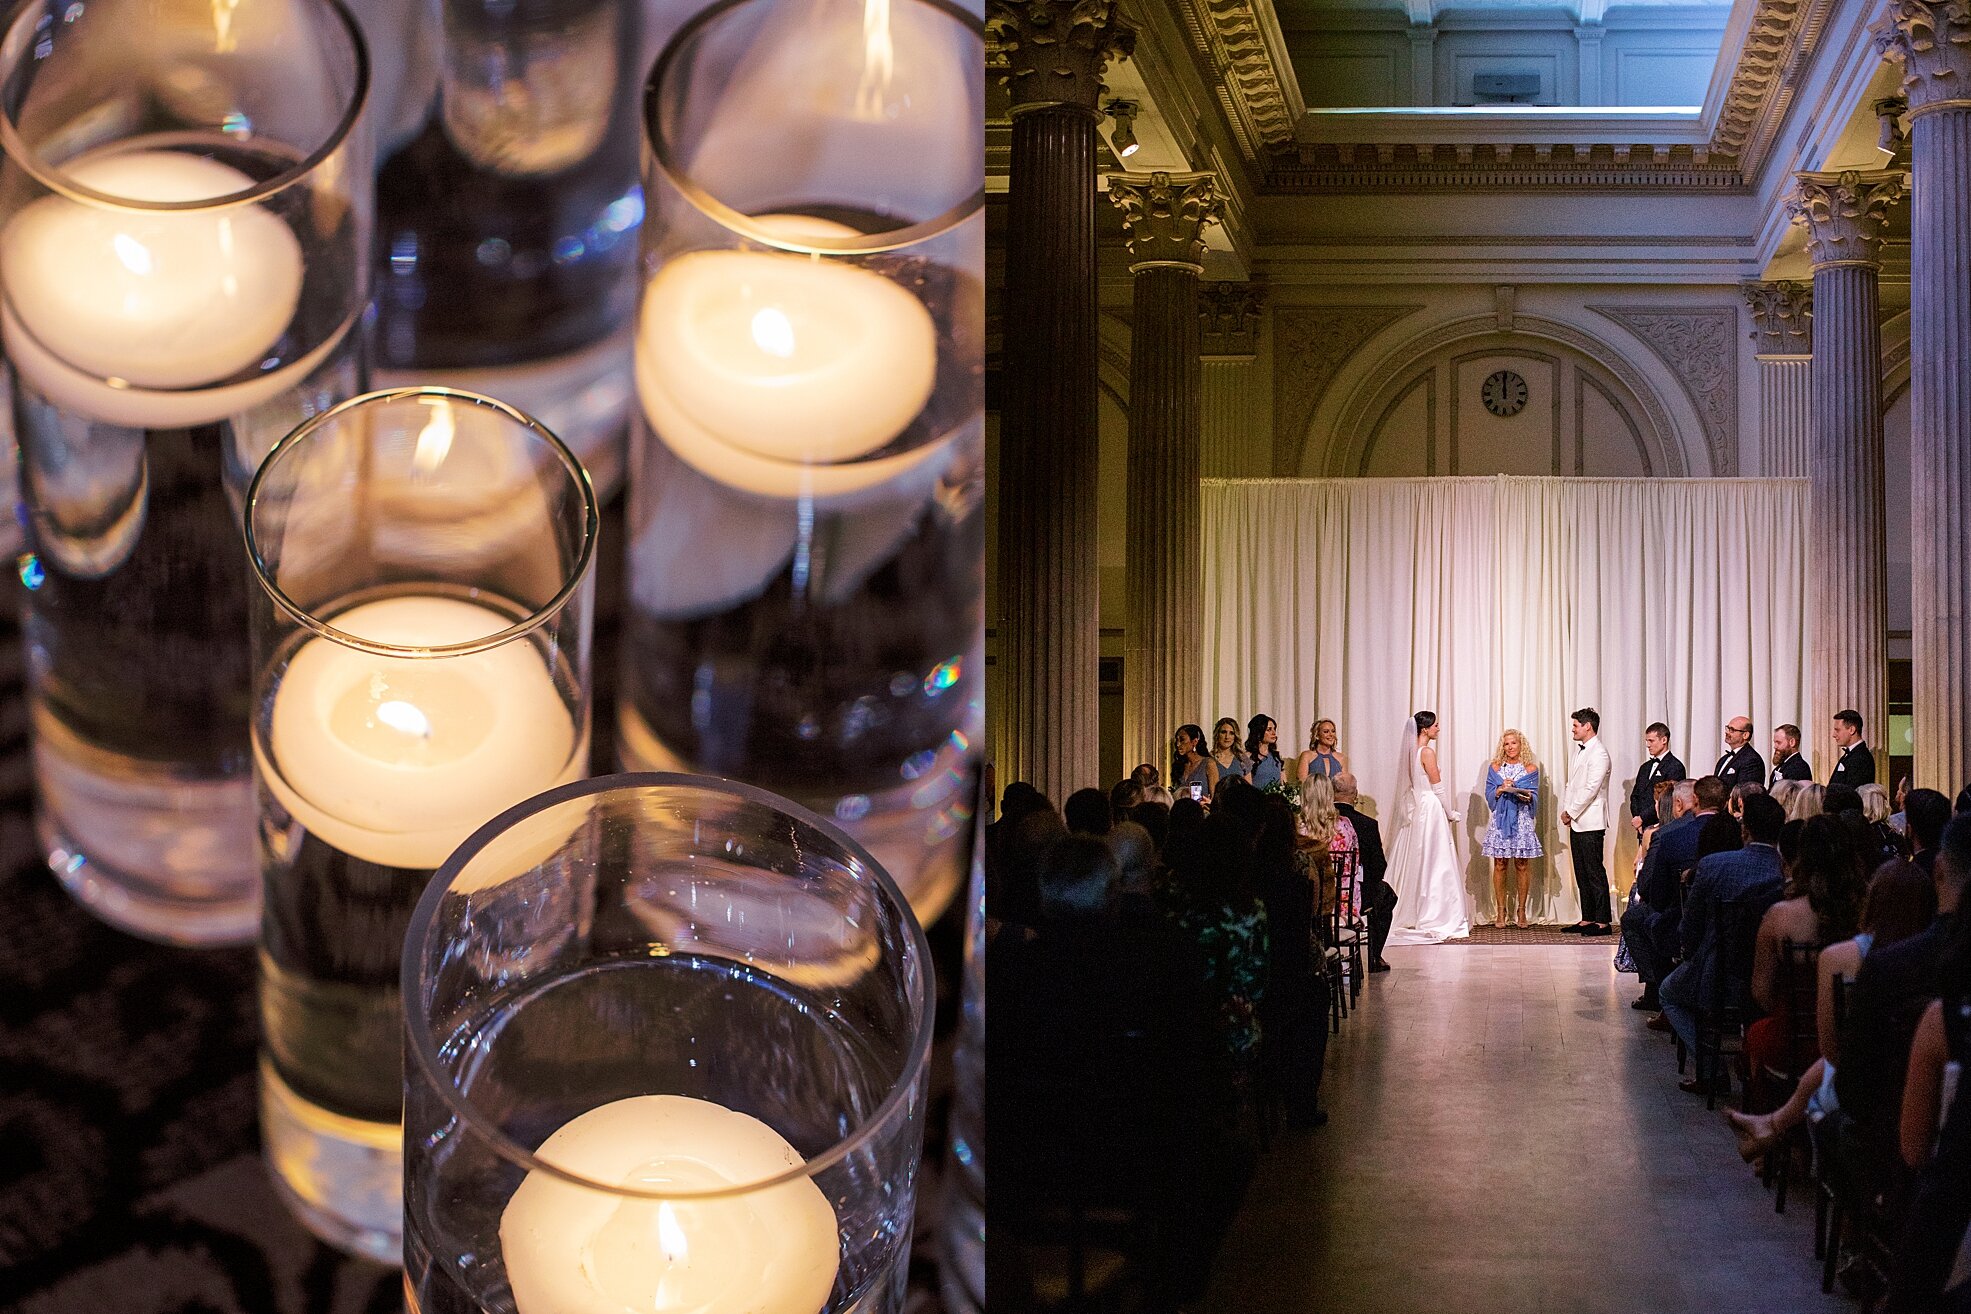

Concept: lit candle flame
[[656, 1200, 689, 1264], [853, 0, 894, 120], [749, 306, 797, 360], [412, 398, 456, 473], [375, 699, 432, 738], [211, 0, 241, 52]]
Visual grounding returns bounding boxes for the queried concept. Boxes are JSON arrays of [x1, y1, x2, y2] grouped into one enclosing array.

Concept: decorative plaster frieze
[[1787, 170, 1908, 268], [1171, 0, 1299, 163], [1741, 280, 1814, 355], [1272, 305, 1422, 475], [986, 0, 1136, 114], [1592, 306, 1741, 475], [1200, 282, 1265, 357], [1265, 146, 1748, 192], [1108, 171, 1223, 269], [1873, 0, 1971, 116]]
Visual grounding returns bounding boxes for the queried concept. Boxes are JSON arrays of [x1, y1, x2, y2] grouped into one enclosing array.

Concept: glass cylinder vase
[[245, 387, 597, 1259], [0, 0, 371, 944], [402, 772, 934, 1314], [618, 0, 985, 921], [369, 0, 645, 495]]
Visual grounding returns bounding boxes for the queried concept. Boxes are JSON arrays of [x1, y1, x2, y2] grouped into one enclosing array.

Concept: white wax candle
[[635, 214, 952, 505], [260, 595, 580, 869], [501, 1095, 840, 1314], [0, 151, 304, 388]]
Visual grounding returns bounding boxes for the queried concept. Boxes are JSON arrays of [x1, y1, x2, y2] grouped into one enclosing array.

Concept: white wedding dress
[[1384, 742, 1471, 945]]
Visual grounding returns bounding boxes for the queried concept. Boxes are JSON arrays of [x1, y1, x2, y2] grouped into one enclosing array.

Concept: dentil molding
[[1591, 306, 1741, 474]]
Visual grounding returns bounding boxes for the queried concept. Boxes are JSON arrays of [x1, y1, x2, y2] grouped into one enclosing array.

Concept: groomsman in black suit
[[1769, 724, 1813, 785], [1629, 722, 1686, 836], [1713, 716, 1765, 790], [1828, 709, 1878, 788]]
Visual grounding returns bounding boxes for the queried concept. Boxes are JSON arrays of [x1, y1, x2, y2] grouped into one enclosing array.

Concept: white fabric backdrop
[[1201, 475, 1812, 926]]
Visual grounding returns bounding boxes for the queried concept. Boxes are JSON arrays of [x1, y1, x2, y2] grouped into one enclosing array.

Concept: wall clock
[[1481, 369, 1528, 417]]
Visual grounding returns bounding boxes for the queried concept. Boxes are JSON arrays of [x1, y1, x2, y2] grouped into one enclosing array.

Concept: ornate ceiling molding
[[1273, 305, 1424, 476], [1591, 306, 1740, 474], [1171, 0, 1301, 165]]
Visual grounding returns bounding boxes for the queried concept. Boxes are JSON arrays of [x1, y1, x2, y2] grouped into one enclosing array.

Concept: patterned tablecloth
[[0, 515, 962, 1314]]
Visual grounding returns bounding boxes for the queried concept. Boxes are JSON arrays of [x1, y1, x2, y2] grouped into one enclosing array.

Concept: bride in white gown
[[1384, 711, 1472, 945]]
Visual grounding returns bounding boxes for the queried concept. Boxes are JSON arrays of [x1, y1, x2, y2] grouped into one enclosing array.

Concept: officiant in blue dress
[[1483, 730, 1544, 928]]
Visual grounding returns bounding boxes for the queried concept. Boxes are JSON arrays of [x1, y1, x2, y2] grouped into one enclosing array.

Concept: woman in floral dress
[[1482, 729, 1543, 927]]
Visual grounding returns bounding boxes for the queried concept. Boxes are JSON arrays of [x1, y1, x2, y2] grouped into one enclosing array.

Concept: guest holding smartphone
[[1482, 729, 1543, 928]]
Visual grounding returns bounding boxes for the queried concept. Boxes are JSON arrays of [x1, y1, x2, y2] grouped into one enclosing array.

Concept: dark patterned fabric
[[0, 506, 960, 1314]]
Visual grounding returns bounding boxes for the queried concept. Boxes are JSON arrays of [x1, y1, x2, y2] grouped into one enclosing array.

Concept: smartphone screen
[[1188, 783, 1205, 801]]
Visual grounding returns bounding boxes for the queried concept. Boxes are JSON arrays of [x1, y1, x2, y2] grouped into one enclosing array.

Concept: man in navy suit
[[1712, 715, 1765, 791], [1827, 709, 1878, 789], [1768, 723, 1813, 785], [1658, 792, 1788, 1091], [1622, 776, 1726, 1009], [1629, 721, 1686, 836]]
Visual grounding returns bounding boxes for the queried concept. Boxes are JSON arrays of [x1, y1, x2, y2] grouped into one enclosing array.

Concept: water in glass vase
[[7, 133, 364, 944], [405, 956, 916, 1314], [619, 213, 983, 905]]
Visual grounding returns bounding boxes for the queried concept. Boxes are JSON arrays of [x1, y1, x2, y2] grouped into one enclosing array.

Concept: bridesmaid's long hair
[[1246, 713, 1280, 763], [1172, 723, 1206, 785], [1213, 717, 1247, 763], [1309, 717, 1337, 752]]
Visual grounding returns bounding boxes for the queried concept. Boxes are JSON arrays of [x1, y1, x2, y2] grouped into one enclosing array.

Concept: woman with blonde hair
[[1296, 773, 1359, 920], [1298, 718, 1347, 782], [1786, 781, 1826, 822], [1481, 728, 1542, 927]]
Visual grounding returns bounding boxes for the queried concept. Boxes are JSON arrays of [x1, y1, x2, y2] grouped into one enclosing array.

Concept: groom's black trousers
[[1570, 829, 1612, 924]]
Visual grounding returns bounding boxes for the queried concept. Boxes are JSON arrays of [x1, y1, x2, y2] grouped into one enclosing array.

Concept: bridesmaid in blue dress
[[1246, 714, 1285, 789], [1297, 718, 1347, 783], [1209, 718, 1250, 790], [1482, 728, 1543, 927], [1173, 723, 1216, 799]]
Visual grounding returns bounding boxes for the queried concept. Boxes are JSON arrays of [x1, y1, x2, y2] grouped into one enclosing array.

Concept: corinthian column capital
[[1873, 0, 1971, 117], [986, 0, 1136, 116], [1741, 280, 1813, 355], [1107, 171, 1223, 271], [1786, 170, 1908, 269]]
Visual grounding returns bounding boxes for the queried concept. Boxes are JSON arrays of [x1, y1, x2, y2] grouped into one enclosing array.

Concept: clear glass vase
[[618, 0, 985, 921], [0, 0, 371, 944], [245, 387, 597, 1259], [369, 0, 645, 495], [402, 772, 935, 1314]]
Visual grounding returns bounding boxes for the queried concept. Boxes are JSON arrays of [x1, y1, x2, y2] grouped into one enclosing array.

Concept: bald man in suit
[[1713, 716, 1765, 791]]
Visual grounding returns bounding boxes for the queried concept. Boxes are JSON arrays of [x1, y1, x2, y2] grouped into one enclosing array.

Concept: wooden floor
[[1202, 944, 1851, 1314]]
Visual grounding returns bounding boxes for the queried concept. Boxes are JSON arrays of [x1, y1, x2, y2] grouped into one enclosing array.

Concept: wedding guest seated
[[1885, 910, 1971, 1312], [1659, 793, 1788, 1092], [1908, 788, 1953, 876], [1826, 783, 1865, 818], [1787, 782, 1827, 821], [1333, 772, 1397, 971], [1727, 859, 1938, 1161], [1253, 794, 1330, 1128], [1770, 778, 1804, 816], [1132, 762, 1161, 789], [989, 834, 1238, 1308], [1833, 814, 1971, 1158], [1743, 815, 1867, 1077], [1729, 781, 1767, 819], [987, 806, 1067, 936], [1167, 796, 1206, 848], [1860, 784, 1908, 860], [1130, 799, 1171, 851], [1109, 777, 1145, 817], [1295, 773, 1358, 923], [1623, 778, 1709, 1011], [986, 781, 1048, 880], [1063, 788, 1114, 837], [1158, 812, 1271, 1103], [1108, 819, 1159, 928]]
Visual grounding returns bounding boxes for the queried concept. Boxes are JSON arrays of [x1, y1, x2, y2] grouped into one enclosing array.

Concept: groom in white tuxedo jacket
[[1560, 708, 1614, 934]]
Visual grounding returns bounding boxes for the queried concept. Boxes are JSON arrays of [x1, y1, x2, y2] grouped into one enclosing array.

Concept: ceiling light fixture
[[1104, 100, 1140, 159]]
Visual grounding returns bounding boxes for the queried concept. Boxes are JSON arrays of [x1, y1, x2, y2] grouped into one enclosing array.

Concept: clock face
[[1482, 370, 1529, 417]]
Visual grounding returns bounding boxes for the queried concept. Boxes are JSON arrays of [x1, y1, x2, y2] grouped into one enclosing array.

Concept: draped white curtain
[[1201, 476, 1812, 926]]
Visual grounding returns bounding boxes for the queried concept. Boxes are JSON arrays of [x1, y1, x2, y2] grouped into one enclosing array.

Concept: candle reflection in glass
[[618, 0, 985, 922], [245, 388, 596, 1260], [402, 774, 933, 1314]]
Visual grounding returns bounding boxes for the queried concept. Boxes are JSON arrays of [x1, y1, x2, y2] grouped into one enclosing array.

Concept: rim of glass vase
[[402, 770, 938, 1202], [0, 0, 370, 212], [644, 0, 985, 256], [244, 386, 599, 659]]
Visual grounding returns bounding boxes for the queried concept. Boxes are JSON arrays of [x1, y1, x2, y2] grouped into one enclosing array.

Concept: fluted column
[[987, 0, 1133, 800], [1107, 173, 1223, 778], [1741, 281, 1814, 477], [1200, 282, 1266, 477], [1878, 0, 1971, 790], [1787, 172, 1905, 783]]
